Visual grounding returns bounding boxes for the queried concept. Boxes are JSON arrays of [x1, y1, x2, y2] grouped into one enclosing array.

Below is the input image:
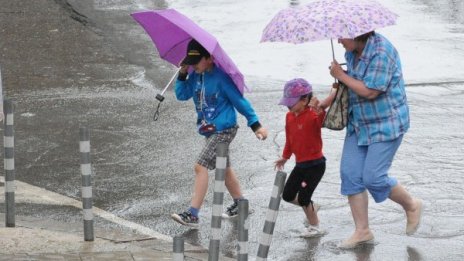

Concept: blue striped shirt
[[345, 33, 409, 145]]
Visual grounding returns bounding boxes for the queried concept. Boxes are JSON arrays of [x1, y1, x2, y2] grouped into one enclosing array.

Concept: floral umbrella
[[261, 0, 398, 58]]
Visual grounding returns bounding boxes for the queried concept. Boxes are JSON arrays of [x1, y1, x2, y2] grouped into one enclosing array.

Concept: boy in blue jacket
[[171, 39, 268, 228]]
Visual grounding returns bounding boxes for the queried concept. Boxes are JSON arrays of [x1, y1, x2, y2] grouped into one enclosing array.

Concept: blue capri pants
[[340, 133, 403, 203]]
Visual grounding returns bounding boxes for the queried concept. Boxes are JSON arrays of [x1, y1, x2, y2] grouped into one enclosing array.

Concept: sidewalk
[[0, 217, 229, 260], [0, 178, 234, 260], [0, 218, 233, 260]]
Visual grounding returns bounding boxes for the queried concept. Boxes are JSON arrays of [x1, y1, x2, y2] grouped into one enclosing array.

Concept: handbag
[[323, 82, 348, 130]]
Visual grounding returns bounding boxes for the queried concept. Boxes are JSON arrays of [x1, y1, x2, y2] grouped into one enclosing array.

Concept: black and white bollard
[[237, 199, 249, 261], [208, 142, 228, 261], [79, 127, 94, 241], [4, 100, 15, 227], [173, 236, 185, 261], [256, 171, 287, 261]]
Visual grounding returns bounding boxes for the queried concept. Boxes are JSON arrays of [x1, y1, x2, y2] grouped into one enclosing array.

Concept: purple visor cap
[[278, 78, 312, 107]]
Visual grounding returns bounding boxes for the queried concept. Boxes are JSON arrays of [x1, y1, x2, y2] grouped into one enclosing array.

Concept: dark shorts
[[196, 126, 238, 170], [282, 161, 325, 207]]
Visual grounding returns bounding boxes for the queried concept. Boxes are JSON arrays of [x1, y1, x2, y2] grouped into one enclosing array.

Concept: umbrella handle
[[330, 39, 336, 61], [156, 68, 181, 102], [329, 41, 348, 84], [153, 102, 162, 121], [330, 39, 337, 83], [153, 68, 181, 121]]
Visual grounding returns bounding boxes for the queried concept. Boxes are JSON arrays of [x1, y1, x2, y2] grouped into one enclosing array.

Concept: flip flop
[[338, 233, 375, 249], [406, 198, 423, 236]]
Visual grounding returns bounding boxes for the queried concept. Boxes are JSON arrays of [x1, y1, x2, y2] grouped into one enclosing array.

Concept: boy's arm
[[223, 83, 258, 125], [174, 66, 194, 101], [222, 78, 267, 139]]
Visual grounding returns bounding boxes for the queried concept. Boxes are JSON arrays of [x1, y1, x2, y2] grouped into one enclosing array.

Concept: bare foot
[[339, 229, 374, 249], [406, 198, 423, 235]]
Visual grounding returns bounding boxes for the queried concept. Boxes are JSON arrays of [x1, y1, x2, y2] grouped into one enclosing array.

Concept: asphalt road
[[1, 1, 464, 260]]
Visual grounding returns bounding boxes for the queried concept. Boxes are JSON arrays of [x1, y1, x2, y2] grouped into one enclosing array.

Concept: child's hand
[[255, 127, 268, 140], [309, 97, 323, 114], [179, 64, 189, 75], [309, 97, 319, 108], [274, 158, 287, 171]]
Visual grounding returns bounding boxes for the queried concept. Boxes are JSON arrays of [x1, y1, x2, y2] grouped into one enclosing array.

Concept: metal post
[[0, 65, 4, 119], [208, 142, 228, 261], [4, 100, 15, 227], [79, 127, 94, 241], [237, 199, 249, 261], [256, 171, 287, 261], [172, 236, 184, 261]]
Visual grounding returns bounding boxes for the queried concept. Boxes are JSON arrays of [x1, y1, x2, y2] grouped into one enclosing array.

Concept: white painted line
[[0, 176, 172, 242]]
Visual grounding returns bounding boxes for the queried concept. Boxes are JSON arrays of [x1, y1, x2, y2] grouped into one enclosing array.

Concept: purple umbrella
[[131, 9, 249, 96]]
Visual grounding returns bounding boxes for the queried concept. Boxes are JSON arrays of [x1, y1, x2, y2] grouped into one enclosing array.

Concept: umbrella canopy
[[261, 0, 398, 44], [131, 9, 249, 94]]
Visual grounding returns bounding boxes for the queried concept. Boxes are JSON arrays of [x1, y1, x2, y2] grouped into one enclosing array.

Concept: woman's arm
[[330, 61, 382, 100]]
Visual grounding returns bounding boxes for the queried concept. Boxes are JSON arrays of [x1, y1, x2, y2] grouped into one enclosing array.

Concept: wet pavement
[[1, 0, 464, 260], [0, 177, 233, 260]]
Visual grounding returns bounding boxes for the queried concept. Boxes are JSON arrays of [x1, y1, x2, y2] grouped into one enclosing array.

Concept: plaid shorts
[[197, 126, 238, 170]]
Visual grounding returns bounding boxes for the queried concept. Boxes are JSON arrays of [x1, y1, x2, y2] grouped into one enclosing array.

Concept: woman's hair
[[354, 31, 375, 43]]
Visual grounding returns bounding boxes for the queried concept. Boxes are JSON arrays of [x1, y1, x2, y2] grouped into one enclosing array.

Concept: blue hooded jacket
[[175, 65, 260, 135]]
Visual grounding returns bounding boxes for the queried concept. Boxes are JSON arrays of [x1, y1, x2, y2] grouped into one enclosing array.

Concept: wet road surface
[[1, 0, 463, 260]]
